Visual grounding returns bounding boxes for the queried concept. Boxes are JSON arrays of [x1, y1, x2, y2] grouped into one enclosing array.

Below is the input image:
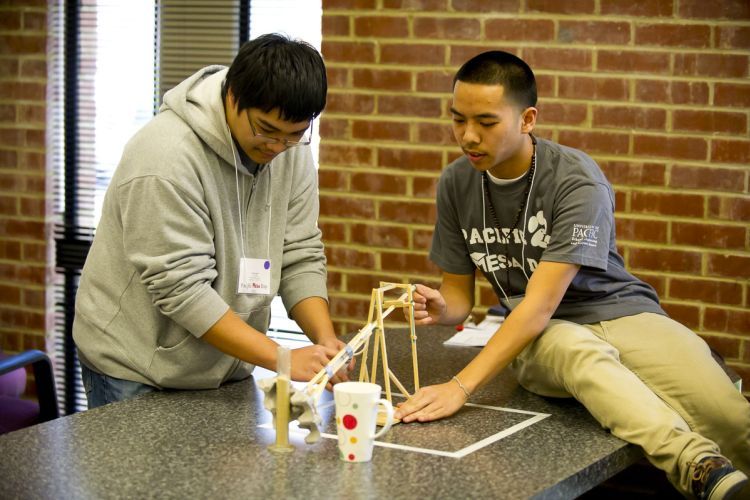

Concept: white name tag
[[238, 257, 271, 295]]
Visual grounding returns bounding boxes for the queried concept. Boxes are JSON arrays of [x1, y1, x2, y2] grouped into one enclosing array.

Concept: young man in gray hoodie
[[74, 34, 351, 408]]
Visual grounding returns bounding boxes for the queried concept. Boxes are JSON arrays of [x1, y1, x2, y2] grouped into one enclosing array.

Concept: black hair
[[224, 33, 327, 122], [453, 51, 537, 109]]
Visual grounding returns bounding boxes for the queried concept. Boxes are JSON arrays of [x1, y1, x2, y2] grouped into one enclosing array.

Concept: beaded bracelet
[[452, 375, 471, 399]]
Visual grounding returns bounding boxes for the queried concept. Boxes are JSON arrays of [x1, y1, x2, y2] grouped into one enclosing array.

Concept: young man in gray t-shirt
[[393, 50, 749, 500]]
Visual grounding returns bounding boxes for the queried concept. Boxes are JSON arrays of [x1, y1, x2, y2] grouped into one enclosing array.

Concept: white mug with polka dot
[[333, 381, 394, 462]]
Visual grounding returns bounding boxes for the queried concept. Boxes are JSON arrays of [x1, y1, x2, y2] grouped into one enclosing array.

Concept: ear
[[520, 107, 537, 134]]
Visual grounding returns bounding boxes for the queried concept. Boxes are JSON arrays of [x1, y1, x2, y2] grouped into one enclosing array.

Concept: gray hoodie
[[73, 66, 328, 389]]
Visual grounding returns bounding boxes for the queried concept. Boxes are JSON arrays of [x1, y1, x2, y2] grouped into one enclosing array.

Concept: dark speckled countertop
[[0, 326, 640, 499]]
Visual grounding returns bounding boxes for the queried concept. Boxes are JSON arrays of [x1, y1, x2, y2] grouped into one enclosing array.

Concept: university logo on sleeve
[[571, 224, 599, 247]]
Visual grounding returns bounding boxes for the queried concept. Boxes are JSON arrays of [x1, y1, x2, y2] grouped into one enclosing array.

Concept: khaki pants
[[510, 312, 750, 495]]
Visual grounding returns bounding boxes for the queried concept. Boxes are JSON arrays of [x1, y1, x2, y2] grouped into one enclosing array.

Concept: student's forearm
[[201, 309, 280, 371], [437, 281, 474, 325], [289, 296, 339, 345], [456, 300, 550, 394]]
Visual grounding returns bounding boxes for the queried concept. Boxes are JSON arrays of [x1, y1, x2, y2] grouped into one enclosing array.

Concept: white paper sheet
[[443, 315, 504, 347]]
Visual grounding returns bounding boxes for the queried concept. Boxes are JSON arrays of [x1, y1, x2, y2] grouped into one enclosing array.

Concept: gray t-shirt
[[430, 137, 665, 325]]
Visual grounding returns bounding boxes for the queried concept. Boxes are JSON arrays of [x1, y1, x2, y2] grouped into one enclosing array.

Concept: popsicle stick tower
[[260, 282, 420, 446]]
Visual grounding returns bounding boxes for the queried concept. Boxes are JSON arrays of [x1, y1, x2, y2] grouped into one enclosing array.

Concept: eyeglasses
[[246, 111, 313, 148]]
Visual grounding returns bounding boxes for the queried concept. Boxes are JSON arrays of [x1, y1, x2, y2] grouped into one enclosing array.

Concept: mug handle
[[371, 398, 394, 439]]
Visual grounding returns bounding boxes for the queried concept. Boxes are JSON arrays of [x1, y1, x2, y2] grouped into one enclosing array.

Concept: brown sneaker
[[690, 456, 748, 500]]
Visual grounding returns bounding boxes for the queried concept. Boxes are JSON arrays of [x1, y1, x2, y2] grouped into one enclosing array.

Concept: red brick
[[416, 122, 454, 146], [353, 68, 411, 91], [24, 129, 44, 148], [0, 104, 16, 123], [717, 25, 750, 49], [702, 334, 741, 360], [673, 110, 746, 135], [601, 0, 673, 16], [661, 303, 700, 330], [319, 195, 376, 219], [382, 0, 449, 9], [0, 11, 21, 30], [558, 21, 630, 44], [319, 221, 346, 243], [675, 53, 748, 79], [599, 161, 666, 187], [19, 197, 45, 217], [628, 247, 702, 273], [319, 118, 349, 139], [346, 272, 403, 295], [381, 43, 446, 66], [630, 192, 704, 218], [527, 0, 594, 14], [599, 51, 671, 75], [352, 120, 410, 142], [634, 135, 707, 161], [635, 80, 709, 105], [671, 222, 746, 250], [539, 102, 587, 126], [381, 251, 437, 274], [318, 169, 347, 190], [485, 19, 555, 42], [22, 289, 44, 309], [329, 294, 373, 320], [22, 10, 46, 31], [670, 165, 745, 192], [0, 34, 46, 54], [324, 246, 376, 270], [558, 76, 629, 101], [22, 242, 45, 262], [0, 241, 21, 260], [453, 0, 520, 12], [0, 219, 44, 239], [323, 0, 376, 9], [351, 223, 409, 248], [377, 148, 442, 172], [351, 172, 407, 195], [669, 277, 743, 306], [413, 228, 434, 250], [354, 16, 408, 38], [714, 83, 750, 107], [522, 47, 593, 72], [414, 176, 438, 199], [319, 144, 372, 167], [558, 130, 629, 155], [325, 93, 375, 115], [711, 139, 750, 164], [0, 196, 16, 215], [704, 308, 750, 335], [592, 105, 666, 131], [615, 217, 668, 244], [706, 254, 750, 279], [679, 0, 750, 19], [379, 200, 436, 225], [0, 285, 21, 305], [17, 104, 45, 124], [0, 307, 45, 329], [708, 196, 750, 221], [322, 15, 350, 37], [416, 70, 454, 93], [326, 67, 348, 88], [414, 17, 480, 40], [378, 95, 442, 118], [19, 59, 45, 78], [327, 271, 343, 292], [322, 41, 376, 64], [635, 24, 711, 48]]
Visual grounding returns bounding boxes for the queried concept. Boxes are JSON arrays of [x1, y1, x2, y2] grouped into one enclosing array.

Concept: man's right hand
[[289, 344, 341, 382], [409, 283, 447, 325]]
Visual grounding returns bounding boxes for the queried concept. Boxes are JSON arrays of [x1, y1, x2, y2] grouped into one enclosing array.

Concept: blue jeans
[[80, 362, 157, 409]]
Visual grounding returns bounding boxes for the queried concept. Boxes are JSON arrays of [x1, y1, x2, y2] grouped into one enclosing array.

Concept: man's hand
[[408, 284, 447, 325], [393, 380, 468, 423], [317, 336, 356, 388], [289, 344, 341, 382]]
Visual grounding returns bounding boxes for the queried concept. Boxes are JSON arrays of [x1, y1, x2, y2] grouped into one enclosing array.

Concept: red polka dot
[[343, 414, 357, 430], [348, 453, 355, 461]]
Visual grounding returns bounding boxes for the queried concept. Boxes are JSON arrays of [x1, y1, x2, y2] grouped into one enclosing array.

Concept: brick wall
[[318, 0, 750, 392], [0, 0, 49, 376]]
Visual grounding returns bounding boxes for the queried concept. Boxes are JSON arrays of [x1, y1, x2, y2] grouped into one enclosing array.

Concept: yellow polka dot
[[350, 436, 358, 444]]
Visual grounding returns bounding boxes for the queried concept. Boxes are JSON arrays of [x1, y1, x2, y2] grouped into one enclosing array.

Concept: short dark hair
[[224, 33, 327, 122], [453, 51, 537, 109]]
